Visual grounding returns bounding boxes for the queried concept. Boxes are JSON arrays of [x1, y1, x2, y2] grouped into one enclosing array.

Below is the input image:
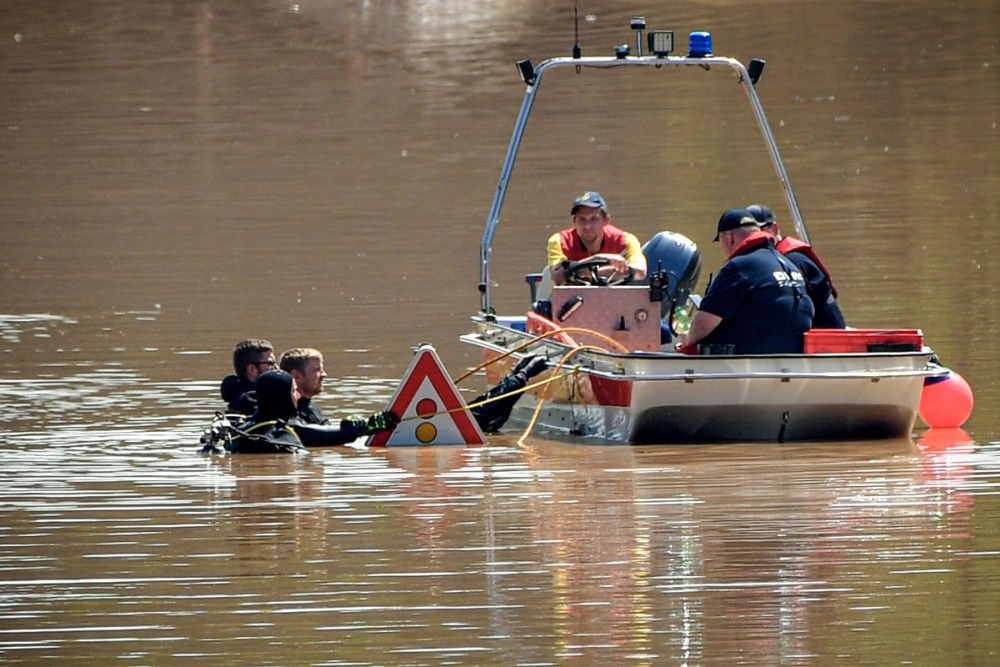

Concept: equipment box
[[804, 328, 923, 353]]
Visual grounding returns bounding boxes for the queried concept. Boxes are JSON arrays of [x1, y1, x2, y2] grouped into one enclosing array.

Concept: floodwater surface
[[1, 0, 998, 664]]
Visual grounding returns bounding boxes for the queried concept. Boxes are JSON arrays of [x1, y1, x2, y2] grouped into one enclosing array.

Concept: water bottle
[[672, 304, 691, 334]]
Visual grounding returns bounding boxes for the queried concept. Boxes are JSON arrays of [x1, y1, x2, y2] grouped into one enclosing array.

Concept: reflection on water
[[2, 408, 999, 663], [1, 0, 999, 663]]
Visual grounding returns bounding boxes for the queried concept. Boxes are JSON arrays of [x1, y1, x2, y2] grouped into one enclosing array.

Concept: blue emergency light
[[688, 31, 712, 57]]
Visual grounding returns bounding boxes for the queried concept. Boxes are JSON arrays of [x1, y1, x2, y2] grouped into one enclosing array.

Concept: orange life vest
[[776, 236, 838, 298], [558, 224, 630, 261]]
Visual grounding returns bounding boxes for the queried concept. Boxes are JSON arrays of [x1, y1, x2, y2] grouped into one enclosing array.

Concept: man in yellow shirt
[[547, 191, 647, 285]]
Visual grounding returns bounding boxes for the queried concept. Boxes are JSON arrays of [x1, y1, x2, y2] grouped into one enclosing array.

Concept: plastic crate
[[803, 328, 923, 353]]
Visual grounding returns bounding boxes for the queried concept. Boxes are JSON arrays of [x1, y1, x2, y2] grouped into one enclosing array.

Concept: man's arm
[[622, 233, 648, 281], [680, 310, 723, 349], [547, 233, 570, 285]]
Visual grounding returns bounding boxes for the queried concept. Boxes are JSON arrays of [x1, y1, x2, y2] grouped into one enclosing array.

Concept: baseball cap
[[713, 207, 757, 241], [746, 204, 775, 225], [571, 191, 608, 214]]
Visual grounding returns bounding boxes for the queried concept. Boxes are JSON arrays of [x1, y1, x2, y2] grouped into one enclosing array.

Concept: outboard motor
[[642, 231, 702, 319]]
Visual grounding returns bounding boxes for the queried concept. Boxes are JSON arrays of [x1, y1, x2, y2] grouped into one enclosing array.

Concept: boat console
[[544, 286, 661, 352]]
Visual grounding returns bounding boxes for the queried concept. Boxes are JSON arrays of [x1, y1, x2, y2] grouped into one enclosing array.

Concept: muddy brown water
[[1, 1, 998, 663]]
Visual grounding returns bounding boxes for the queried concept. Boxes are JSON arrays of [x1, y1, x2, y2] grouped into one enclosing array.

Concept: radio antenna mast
[[572, 1, 581, 72]]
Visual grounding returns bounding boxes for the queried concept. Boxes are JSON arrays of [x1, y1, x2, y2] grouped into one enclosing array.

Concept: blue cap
[[713, 207, 757, 241], [747, 204, 775, 225], [571, 191, 608, 214]]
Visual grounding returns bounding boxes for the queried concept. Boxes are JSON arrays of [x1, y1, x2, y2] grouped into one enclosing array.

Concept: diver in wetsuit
[[278, 347, 333, 424], [469, 355, 549, 432], [204, 369, 399, 454], [276, 344, 548, 433], [219, 338, 275, 415]]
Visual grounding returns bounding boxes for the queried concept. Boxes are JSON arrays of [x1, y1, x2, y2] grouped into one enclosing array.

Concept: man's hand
[[339, 410, 401, 439], [551, 261, 569, 286], [554, 255, 629, 285], [364, 410, 400, 434], [679, 311, 723, 350], [593, 253, 629, 276]]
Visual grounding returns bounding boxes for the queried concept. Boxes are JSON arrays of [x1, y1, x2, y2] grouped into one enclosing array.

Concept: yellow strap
[[385, 327, 623, 443], [243, 420, 302, 444]]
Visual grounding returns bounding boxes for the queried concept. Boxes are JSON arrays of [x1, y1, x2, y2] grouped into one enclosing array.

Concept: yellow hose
[[397, 326, 623, 442], [516, 344, 615, 446], [454, 325, 628, 383], [396, 371, 573, 423]]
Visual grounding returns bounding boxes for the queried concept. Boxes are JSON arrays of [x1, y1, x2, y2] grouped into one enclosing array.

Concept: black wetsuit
[[469, 355, 548, 432], [222, 370, 367, 453], [220, 374, 257, 415], [295, 397, 328, 425]]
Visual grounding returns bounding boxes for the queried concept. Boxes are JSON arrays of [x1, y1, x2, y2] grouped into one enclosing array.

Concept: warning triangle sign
[[367, 344, 486, 447]]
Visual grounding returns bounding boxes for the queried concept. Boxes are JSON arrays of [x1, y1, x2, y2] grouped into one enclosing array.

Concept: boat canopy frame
[[478, 54, 810, 315]]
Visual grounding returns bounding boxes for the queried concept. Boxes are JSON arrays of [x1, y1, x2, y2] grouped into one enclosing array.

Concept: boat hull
[[508, 391, 920, 443], [462, 318, 939, 444]]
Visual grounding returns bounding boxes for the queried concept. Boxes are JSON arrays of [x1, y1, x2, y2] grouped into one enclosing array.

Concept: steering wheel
[[561, 257, 635, 287]]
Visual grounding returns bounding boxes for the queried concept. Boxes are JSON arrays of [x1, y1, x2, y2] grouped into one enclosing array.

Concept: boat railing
[[480, 52, 809, 315], [570, 366, 948, 382], [459, 330, 946, 383]]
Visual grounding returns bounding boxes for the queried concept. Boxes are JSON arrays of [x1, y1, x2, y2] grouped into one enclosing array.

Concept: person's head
[[254, 369, 299, 421], [713, 208, 760, 256], [747, 204, 780, 239], [232, 338, 275, 382], [279, 347, 326, 399], [569, 191, 610, 246]]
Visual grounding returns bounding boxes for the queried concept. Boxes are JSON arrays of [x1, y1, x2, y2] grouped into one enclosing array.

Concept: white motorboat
[[460, 18, 949, 444]]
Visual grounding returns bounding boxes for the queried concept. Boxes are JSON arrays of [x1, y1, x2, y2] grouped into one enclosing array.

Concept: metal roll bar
[[479, 54, 810, 315]]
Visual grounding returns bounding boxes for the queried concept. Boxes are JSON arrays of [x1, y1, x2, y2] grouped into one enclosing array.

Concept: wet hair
[[232, 338, 273, 380], [279, 348, 322, 374], [254, 369, 296, 421]]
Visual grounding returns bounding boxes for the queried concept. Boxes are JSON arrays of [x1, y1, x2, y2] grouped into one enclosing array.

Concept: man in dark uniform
[[220, 338, 275, 414], [747, 204, 846, 329], [679, 208, 814, 355]]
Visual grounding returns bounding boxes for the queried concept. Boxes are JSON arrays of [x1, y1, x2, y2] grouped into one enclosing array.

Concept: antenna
[[572, 1, 581, 72]]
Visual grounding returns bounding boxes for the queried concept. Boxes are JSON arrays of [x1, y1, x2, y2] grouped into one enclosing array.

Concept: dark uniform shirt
[[783, 250, 846, 329], [699, 237, 814, 354]]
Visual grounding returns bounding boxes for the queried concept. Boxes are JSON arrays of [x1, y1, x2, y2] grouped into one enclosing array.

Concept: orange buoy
[[919, 370, 974, 429]]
